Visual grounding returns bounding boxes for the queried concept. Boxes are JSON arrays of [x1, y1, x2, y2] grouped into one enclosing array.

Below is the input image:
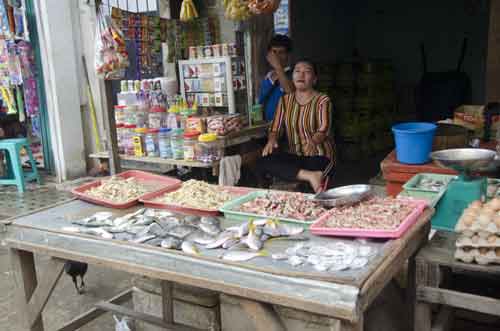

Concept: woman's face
[[293, 62, 317, 91]]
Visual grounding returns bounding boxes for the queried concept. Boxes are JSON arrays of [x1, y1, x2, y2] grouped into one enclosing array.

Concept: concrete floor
[[0, 169, 499, 330]]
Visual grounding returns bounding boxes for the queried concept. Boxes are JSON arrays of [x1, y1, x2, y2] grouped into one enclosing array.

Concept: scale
[[429, 148, 497, 231]]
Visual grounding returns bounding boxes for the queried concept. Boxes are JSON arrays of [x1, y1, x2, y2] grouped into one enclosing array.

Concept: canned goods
[[189, 46, 197, 59]]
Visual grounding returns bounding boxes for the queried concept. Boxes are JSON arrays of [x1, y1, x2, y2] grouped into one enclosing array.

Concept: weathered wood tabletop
[[5, 199, 433, 331]]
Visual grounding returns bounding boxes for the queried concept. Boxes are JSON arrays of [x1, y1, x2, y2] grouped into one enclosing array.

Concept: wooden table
[[5, 199, 433, 331], [414, 231, 500, 331]]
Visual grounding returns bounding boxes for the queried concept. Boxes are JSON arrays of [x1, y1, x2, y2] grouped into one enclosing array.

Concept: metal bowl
[[430, 148, 497, 173], [312, 184, 373, 208]]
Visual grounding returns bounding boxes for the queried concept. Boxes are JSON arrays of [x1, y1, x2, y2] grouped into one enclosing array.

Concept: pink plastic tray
[[309, 199, 428, 239], [140, 185, 253, 216], [72, 170, 181, 209]]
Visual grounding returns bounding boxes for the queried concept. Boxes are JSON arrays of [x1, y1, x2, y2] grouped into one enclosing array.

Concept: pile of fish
[[62, 209, 305, 262], [271, 241, 378, 272]]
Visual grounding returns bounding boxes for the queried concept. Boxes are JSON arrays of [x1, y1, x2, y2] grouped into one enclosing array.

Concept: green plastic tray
[[219, 191, 320, 228], [403, 173, 455, 194]]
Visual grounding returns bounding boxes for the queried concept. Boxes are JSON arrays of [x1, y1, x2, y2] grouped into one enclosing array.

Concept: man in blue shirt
[[258, 34, 294, 121]]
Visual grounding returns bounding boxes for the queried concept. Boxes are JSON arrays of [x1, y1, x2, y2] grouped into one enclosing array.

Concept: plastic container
[[124, 105, 138, 125], [392, 122, 437, 164], [114, 105, 126, 125], [170, 128, 184, 159], [136, 105, 148, 128], [123, 124, 137, 156], [116, 124, 125, 154], [166, 107, 179, 129], [158, 128, 172, 159], [183, 131, 200, 161], [197, 133, 222, 163], [149, 106, 166, 129], [133, 128, 148, 157], [145, 128, 160, 157]]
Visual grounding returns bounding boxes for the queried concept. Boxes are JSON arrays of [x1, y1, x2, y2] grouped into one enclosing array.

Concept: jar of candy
[[145, 128, 160, 157], [158, 128, 172, 159], [149, 106, 166, 129], [136, 104, 148, 128], [116, 124, 125, 154], [133, 128, 148, 157], [183, 131, 200, 161], [124, 105, 138, 125], [197, 133, 222, 163], [166, 106, 179, 129], [123, 124, 136, 156], [114, 105, 126, 125], [170, 128, 184, 160]]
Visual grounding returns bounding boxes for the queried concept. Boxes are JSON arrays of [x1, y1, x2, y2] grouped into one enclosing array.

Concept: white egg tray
[[455, 247, 500, 265], [456, 234, 500, 248], [455, 216, 500, 235]]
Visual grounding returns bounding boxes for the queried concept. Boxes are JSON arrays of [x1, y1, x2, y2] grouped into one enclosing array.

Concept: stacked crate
[[332, 60, 396, 161]]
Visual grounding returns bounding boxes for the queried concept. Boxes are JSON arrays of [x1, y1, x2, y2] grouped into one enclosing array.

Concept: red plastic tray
[[72, 170, 182, 209], [309, 199, 428, 239], [140, 185, 253, 216]]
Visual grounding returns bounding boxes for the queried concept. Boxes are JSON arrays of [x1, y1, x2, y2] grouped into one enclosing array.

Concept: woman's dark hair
[[293, 58, 318, 76], [267, 34, 293, 52]]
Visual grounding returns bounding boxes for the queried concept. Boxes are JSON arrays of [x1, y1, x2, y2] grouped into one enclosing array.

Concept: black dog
[[64, 261, 88, 294]]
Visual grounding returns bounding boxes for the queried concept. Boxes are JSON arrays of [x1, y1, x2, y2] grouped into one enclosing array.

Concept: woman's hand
[[262, 139, 278, 156]]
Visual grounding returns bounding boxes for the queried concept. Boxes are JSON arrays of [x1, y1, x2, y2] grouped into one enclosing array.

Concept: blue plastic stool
[[0, 138, 41, 193]]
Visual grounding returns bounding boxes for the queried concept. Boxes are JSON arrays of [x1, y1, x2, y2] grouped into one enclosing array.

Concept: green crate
[[403, 173, 455, 194], [219, 191, 316, 229]]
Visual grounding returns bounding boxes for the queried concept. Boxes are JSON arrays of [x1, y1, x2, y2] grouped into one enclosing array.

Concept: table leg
[[238, 298, 285, 331], [161, 281, 174, 324], [414, 302, 432, 331], [9, 248, 44, 331]]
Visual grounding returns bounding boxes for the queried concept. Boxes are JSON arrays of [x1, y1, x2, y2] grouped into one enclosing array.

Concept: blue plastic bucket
[[392, 122, 437, 164]]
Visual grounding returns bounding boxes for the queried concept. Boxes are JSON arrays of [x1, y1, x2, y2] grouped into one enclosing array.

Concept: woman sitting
[[258, 59, 335, 193]]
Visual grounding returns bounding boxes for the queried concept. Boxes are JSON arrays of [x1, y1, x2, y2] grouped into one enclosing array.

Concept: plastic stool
[[0, 138, 41, 193]]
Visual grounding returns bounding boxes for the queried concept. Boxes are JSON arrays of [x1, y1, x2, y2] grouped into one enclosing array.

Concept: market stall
[[4, 173, 433, 331]]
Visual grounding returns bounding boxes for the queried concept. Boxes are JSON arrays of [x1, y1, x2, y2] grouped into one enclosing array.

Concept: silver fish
[[263, 225, 281, 237], [126, 226, 149, 235], [237, 221, 252, 238], [253, 219, 271, 226], [278, 224, 304, 236], [287, 255, 304, 267], [147, 223, 170, 238], [260, 234, 271, 242], [222, 238, 240, 249], [161, 237, 182, 249], [132, 234, 156, 244], [113, 232, 136, 241], [79, 228, 114, 239], [222, 250, 266, 262], [245, 224, 263, 251], [271, 253, 288, 260], [183, 215, 201, 225], [72, 217, 97, 227], [134, 215, 155, 226], [200, 216, 220, 226], [205, 232, 235, 249], [181, 241, 200, 255], [145, 238, 164, 246], [168, 225, 198, 239], [156, 217, 181, 230], [227, 241, 249, 251], [186, 231, 216, 245], [93, 211, 113, 221], [199, 222, 221, 236]]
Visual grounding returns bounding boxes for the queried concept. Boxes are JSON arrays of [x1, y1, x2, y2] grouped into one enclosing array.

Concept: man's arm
[[266, 51, 294, 93]]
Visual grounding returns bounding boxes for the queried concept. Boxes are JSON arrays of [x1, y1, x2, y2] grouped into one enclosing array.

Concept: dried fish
[[85, 177, 148, 203]]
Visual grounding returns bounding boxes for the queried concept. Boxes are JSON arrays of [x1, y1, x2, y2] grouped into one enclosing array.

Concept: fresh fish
[[186, 231, 216, 245], [93, 211, 113, 221], [278, 224, 304, 236], [314, 263, 329, 272], [126, 226, 149, 235], [148, 223, 170, 238], [113, 232, 136, 241], [120, 209, 145, 222], [222, 250, 267, 262], [105, 226, 127, 234], [237, 220, 254, 238], [132, 234, 156, 244], [253, 219, 271, 226], [260, 234, 270, 242], [262, 225, 281, 237], [307, 255, 321, 265], [156, 211, 175, 218], [113, 217, 135, 228], [134, 215, 155, 226], [61, 226, 80, 233], [145, 237, 164, 246], [205, 232, 235, 249], [245, 224, 263, 251], [183, 215, 201, 225], [161, 237, 182, 249], [358, 246, 375, 257], [227, 241, 249, 251], [181, 241, 200, 255], [72, 217, 98, 227], [80, 228, 114, 239], [271, 253, 288, 260], [144, 209, 158, 217], [222, 238, 240, 249], [167, 225, 198, 239], [287, 255, 304, 267], [200, 216, 220, 226], [350, 257, 369, 269], [199, 222, 221, 236], [156, 217, 181, 230]]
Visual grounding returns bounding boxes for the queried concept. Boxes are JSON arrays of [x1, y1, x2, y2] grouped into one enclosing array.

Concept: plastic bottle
[[123, 124, 137, 156], [170, 128, 184, 160], [133, 128, 148, 157], [183, 131, 200, 161], [158, 128, 172, 159], [145, 128, 160, 157], [166, 103, 179, 129], [149, 105, 166, 129]]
